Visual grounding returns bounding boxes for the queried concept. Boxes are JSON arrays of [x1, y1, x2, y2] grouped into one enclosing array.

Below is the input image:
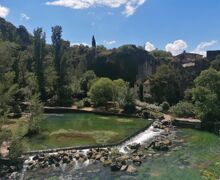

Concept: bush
[[9, 138, 24, 161], [121, 86, 136, 114], [0, 129, 12, 145], [160, 101, 170, 112], [123, 103, 136, 114], [169, 101, 195, 118], [88, 78, 114, 107], [82, 98, 91, 107], [75, 100, 84, 109]]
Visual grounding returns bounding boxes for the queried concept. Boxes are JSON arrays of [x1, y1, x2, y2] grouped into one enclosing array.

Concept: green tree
[[33, 28, 46, 100], [51, 26, 63, 102], [112, 79, 127, 106], [122, 85, 136, 114], [169, 101, 195, 117], [80, 70, 97, 95], [89, 78, 114, 106], [92, 35, 96, 49], [9, 138, 24, 161], [0, 41, 18, 126], [27, 94, 43, 135], [150, 65, 181, 104], [25, 73, 44, 135], [190, 68, 220, 130], [52, 26, 62, 76], [211, 55, 220, 71]]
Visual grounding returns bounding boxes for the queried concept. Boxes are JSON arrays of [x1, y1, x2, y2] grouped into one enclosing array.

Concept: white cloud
[[104, 40, 116, 45], [145, 42, 155, 52], [20, 13, 30, 21], [71, 42, 91, 47], [0, 4, 10, 18], [46, 0, 146, 16], [165, 40, 188, 56], [193, 40, 217, 57]]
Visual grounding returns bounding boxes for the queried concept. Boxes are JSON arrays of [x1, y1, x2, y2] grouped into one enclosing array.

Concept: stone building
[[134, 51, 207, 102], [207, 50, 220, 61]]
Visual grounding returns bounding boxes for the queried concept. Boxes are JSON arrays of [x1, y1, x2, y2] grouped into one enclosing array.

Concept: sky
[[0, 0, 220, 56]]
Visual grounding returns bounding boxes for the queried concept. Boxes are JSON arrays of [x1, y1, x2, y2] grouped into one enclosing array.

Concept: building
[[207, 50, 220, 61]]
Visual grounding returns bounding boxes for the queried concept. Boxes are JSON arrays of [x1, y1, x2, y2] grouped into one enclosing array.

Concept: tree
[[169, 101, 195, 117], [190, 68, 220, 131], [211, 55, 220, 71], [9, 138, 24, 161], [52, 26, 62, 76], [80, 70, 97, 95], [27, 94, 43, 135], [33, 28, 46, 100], [0, 41, 18, 126], [0, 72, 18, 126], [92, 35, 96, 49], [122, 85, 136, 114], [112, 79, 127, 106], [51, 26, 72, 106], [16, 25, 31, 49], [25, 73, 44, 135], [150, 65, 181, 104], [89, 78, 114, 106], [51, 26, 62, 99]]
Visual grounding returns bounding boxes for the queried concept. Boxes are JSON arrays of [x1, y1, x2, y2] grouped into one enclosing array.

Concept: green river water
[[23, 113, 149, 151], [23, 128, 220, 180], [22, 129, 220, 180]]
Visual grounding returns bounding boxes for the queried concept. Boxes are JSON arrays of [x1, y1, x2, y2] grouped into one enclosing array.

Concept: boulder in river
[[126, 165, 137, 173], [111, 163, 122, 172]]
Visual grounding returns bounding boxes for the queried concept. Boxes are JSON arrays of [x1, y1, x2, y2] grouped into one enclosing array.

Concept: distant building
[[174, 51, 203, 63], [207, 50, 220, 61], [172, 51, 204, 69]]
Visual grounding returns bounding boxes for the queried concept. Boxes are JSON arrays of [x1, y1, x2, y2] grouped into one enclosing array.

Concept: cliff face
[[91, 45, 160, 85], [0, 17, 32, 49]]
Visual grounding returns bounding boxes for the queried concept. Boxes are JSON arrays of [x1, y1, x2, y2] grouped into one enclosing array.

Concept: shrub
[[0, 129, 12, 145], [123, 103, 136, 114], [75, 100, 84, 109], [9, 138, 24, 161], [160, 101, 170, 112], [122, 87, 136, 114], [82, 98, 91, 107], [169, 101, 195, 118], [88, 78, 114, 107]]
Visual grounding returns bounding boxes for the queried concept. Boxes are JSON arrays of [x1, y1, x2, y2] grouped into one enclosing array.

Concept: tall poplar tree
[[33, 28, 46, 100], [51, 26, 64, 104], [92, 35, 96, 49]]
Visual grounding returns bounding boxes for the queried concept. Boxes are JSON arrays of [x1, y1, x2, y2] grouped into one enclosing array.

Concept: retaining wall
[[173, 118, 201, 129], [44, 107, 139, 118]]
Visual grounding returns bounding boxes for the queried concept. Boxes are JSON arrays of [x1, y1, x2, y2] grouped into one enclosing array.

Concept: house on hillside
[[173, 51, 203, 69], [134, 51, 207, 102], [207, 50, 220, 61]]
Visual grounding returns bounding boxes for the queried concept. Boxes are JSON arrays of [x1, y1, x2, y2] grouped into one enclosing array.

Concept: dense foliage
[[150, 65, 181, 105], [190, 68, 220, 130], [169, 101, 195, 118]]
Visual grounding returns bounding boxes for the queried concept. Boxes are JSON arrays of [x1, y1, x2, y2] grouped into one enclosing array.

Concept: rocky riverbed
[[4, 119, 178, 179]]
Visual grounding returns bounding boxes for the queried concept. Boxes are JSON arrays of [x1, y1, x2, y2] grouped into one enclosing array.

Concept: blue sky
[[0, 0, 220, 55]]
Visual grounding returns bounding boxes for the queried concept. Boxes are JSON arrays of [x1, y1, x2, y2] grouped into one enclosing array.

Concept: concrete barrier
[[44, 106, 140, 118], [173, 118, 201, 129]]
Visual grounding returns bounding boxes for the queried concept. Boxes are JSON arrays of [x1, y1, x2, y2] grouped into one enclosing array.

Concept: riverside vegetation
[[0, 17, 220, 179]]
